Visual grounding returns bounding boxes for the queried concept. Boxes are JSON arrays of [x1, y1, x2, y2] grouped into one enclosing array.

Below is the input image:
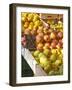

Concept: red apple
[[52, 39, 58, 45], [59, 39, 63, 45], [43, 43, 50, 49], [24, 29, 30, 35], [30, 29, 37, 35], [57, 31, 63, 39], [56, 42, 63, 48], [51, 42, 57, 49], [38, 32, 44, 38], [50, 32, 56, 39], [36, 35, 43, 43], [37, 29, 43, 34], [44, 35, 50, 42], [48, 29, 53, 33], [37, 43, 43, 51]]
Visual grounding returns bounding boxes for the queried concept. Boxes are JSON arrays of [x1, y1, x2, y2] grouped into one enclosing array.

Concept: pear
[[33, 50, 40, 57]]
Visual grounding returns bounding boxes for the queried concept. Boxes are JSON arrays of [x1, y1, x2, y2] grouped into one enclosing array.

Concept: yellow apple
[[24, 22, 29, 28]]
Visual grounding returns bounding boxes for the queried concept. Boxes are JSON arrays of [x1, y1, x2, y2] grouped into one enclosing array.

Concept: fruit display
[[21, 12, 63, 76]]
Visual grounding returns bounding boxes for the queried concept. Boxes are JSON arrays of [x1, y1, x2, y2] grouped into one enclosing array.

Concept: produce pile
[[21, 12, 63, 75]]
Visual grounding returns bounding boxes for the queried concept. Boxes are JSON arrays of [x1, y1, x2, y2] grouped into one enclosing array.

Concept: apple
[[43, 49, 50, 56], [51, 42, 57, 49], [51, 63, 58, 71], [56, 42, 62, 49], [40, 56, 49, 67], [38, 32, 44, 38], [33, 14, 39, 22], [57, 31, 63, 39], [59, 39, 63, 45], [33, 25, 38, 30], [50, 32, 56, 39], [50, 54, 57, 62], [30, 29, 37, 35], [38, 26, 43, 30], [44, 64, 51, 72], [37, 43, 43, 51], [44, 35, 50, 42], [43, 28, 48, 34], [21, 12, 28, 18], [58, 54, 63, 60], [48, 70, 55, 75], [38, 52, 45, 58], [55, 59, 62, 66], [36, 35, 43, 43], [56, 49, 61, 55], [52, 39, 58, 45], [27, 14, 33, 21], [34, 20, 41, 26], [33, 50, 40, 57], [48, 29, 53, 33], [51, 49, 57, 55], [61, 49, 63, 54], [21, 16, 27, 22], [43, 43, 50, 49], [24, 29, 30, 35], [28, 24, 33, 30], [37, 29, 43, 34], [24, 22, 29, 28], [21, 13, 28, 22]]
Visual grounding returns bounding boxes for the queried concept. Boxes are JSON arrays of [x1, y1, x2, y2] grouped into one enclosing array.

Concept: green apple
[[43, 49, 50, 56], [56, 49, 61, 55], [50, 54, 57, 62], [57, 54, 63, 60], [55, 59, 62, 66], [33, 50, 40, 57], [38, 53, 45, 58], [59, 65, 63, 75], [61, 49, 63, 54], [44, 64, 51, 73], [40, 56, 49, 67], [51, 49, 57, 55], [48, 70, 55, 75]]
